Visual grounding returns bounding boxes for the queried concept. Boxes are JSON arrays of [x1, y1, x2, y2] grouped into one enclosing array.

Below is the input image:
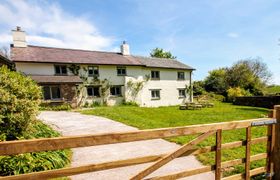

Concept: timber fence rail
[[0, 105, 280, 180]]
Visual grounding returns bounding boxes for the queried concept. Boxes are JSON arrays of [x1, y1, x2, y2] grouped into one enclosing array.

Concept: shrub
[[0, 120, 70, 176], [91, 101, 100, 107], [122, 101, 139, 106], [227, 87, 252, 102], [0, 66, 42, 140], [39, 103, 72, 111]]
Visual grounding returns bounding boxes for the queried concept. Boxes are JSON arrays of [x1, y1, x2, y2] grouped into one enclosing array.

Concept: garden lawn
[[81, 102, 269, 177]]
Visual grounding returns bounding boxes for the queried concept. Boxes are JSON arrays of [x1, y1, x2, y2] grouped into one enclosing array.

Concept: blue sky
[[0, 0, 279, 84]]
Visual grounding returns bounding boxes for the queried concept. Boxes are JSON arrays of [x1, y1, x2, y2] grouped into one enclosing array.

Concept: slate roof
[[0, 53, 13, 66], [30, 75, 83, 84], [11, 45, 194, 70]]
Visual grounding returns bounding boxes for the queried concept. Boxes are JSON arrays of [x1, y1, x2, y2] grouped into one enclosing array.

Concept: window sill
[[151, 78, 160, 81], [54, 74, 68, 76], [117, 74, 127, 76], [109, 95, 123, 98], [177, 79, 185, 81], [179, 96, 186, 99], [151, 98, 160, 100]]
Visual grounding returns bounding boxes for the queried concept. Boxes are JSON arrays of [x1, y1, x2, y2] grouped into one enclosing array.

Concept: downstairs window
[[43, 86, 61, 100]]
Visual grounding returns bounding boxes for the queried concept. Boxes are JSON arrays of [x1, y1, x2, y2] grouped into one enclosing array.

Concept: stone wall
[[233, 96, 280, 109], [60, 84, 77, 108]]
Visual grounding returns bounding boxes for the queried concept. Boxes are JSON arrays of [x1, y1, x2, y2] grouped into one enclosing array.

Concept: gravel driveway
[[38, 111, 214, 180]]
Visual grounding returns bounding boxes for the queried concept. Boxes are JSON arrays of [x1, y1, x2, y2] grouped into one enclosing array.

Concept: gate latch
[[251, 119, 277, 127]]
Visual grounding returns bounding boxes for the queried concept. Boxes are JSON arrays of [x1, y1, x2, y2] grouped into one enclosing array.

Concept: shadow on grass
[[234, 107, 269, 114]]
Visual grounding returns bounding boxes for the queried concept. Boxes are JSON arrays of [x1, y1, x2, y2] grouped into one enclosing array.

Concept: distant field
[[265, 85, 280, 94]]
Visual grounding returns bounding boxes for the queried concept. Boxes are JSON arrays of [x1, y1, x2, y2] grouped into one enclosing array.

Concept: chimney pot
[[120, 41, 130, 56]]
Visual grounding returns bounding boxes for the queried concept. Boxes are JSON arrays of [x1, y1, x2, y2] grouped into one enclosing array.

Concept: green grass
[[81, 102, 269, 177], [265, 85, 280, 94]]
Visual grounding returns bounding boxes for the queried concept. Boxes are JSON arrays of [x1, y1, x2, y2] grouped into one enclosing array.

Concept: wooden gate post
[[273, 105, 280, 180]]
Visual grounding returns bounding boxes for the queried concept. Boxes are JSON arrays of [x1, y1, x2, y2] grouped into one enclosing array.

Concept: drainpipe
[[189, 71, 193, 102]]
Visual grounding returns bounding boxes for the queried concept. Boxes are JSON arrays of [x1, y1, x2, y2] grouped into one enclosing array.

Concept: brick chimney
[[120, 41, 130, 55], [12, 26, 27, 47]]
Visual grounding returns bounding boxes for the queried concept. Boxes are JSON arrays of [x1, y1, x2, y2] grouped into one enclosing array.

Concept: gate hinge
[[251, 119, 277, 126], [265, 172, 274, 178]]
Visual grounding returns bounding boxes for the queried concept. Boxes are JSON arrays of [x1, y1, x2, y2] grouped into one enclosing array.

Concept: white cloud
[[227, 32, 239, 38], [0, 0, 114, 50]]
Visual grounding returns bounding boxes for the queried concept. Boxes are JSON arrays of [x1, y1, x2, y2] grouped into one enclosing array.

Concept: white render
[[15, 62, 192, 107]]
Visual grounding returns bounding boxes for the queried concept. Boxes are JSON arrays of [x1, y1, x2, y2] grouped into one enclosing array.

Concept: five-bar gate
[[0, 105, 280, 180]]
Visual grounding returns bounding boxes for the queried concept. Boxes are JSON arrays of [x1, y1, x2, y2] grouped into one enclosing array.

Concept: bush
[[0, 120, 70, 176], [40, 103, 72, 111], [122, 101, 139, 106], [227, 87, 252, 102], [0, 66, 42, 140]]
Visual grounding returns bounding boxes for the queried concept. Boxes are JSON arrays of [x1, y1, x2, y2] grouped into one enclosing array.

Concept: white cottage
[[10, 27, 195, 107]]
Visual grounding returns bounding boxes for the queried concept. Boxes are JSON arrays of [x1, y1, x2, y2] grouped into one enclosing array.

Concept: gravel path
[[38, 111, 214, 180]]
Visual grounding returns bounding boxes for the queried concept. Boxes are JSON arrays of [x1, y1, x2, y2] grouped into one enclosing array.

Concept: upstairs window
[[151, 71, 160, 80], [110, 86, 122, 96], [87, 86, 100, 97], [88, 66, 99, 77], [117, 67, 126, 76], [151, 90, 160, 100], [178, 89, 186, 98], [54, 65, 67, 75], [43, 86, 61, 100], [177, 72, 185, 80]]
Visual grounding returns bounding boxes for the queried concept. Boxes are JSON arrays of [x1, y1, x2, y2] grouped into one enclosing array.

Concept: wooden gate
[[0, 105, 280, 180]]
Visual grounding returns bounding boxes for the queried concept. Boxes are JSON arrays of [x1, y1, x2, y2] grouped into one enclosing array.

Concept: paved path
[[38, 111, 214, 180]]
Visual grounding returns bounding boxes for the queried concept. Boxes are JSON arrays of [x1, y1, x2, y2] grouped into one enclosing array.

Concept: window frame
[[86, 86, 100, 97], [177, 72, 185, 80], [110, 86, 122, 96], [150, 89, 161, 100], [54, 65, 68, 75], [151, 70, 160, 80], [178, 89, 186, 98], [88, 66, 99, 77], [116, 66, 127, 76], [43, 86, 62, 100]]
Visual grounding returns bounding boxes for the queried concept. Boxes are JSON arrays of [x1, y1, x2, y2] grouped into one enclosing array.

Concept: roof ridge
[[27, 45, 122, 55], [131, 55, 179, 61]]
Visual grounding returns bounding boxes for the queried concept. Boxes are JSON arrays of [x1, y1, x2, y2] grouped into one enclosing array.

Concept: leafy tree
[[0, 46, 10, 58], [0, 66, 42, 140], [235, 58, 272, 83], [204, 58, 271, 96], [150, 48, 176, 59], [193, 81, 205, 96], [204, 68, 227, 95]]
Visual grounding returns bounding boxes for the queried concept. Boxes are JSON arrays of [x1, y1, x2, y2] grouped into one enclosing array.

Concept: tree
[[0, 46, 10, 58], [203, 58, 271, 96], [150, 48, 176, 59], [204, 68, 227, 95], [193, 81, 205, 96], [236, 58, 272, 83], [225, 58, 270, 95]]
